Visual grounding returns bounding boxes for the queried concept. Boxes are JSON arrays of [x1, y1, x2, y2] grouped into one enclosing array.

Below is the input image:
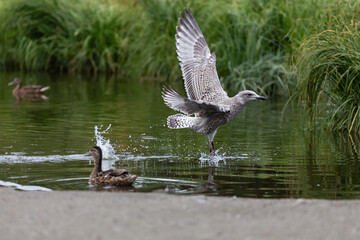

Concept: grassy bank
[[296, 1, 360, 133], [0, 0, 359, 132], [0, 0, 327, 90]]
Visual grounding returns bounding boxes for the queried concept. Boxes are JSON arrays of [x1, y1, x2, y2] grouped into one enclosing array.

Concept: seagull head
[[236, 90, 266, 105]]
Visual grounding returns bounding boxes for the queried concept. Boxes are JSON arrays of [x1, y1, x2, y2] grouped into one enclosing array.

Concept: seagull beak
[[256, 96, 266, 101]]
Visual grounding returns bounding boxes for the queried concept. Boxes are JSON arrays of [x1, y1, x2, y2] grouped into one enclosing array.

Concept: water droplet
[[94, 124, 118, 160]]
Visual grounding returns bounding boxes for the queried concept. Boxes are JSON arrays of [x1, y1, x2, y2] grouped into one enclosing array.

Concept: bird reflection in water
[[164, 161, 219, 195], [192, 164, 218, 195], [89, 184, 136, 192]]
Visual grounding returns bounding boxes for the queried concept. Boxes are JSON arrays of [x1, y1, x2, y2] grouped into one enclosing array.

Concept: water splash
[[199, 148, 227, 166], [94, 124, 118, 160]]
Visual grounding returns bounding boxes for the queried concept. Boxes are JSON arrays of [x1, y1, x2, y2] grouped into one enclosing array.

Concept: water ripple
[[0, 180, 52, 191], [0, 154, 86, 163]]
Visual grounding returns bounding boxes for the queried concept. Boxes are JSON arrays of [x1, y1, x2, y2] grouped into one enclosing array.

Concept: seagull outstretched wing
[[175, 9, 228, 102], [162, 87, 228, 117]]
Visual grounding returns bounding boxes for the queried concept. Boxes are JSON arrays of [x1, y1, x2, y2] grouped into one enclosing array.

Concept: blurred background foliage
[[0, 0, 359, 133]]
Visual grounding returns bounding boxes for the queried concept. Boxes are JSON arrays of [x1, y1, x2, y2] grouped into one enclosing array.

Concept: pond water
[[0, 72, 359, 199]]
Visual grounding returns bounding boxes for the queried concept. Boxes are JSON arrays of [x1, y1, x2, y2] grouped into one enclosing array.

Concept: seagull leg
[[209, 141, 215, 155], [208, 130, 217, 156], [208, 165, 214, 184], [209, 140, 215, 155]]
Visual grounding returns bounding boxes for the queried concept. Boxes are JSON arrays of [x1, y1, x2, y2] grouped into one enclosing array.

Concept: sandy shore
[[1, 187, 359, 240]]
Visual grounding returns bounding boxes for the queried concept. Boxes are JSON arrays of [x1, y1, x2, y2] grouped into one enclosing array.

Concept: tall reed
[[0, 0, 344, 100], [0, 0, 140, 73], [296, 1, 360, 133]]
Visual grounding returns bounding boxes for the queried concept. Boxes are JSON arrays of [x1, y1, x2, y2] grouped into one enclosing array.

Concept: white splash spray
[[94, 124, 118, 159], [94, 124, 118, 170], [199, 148, 227, 166]]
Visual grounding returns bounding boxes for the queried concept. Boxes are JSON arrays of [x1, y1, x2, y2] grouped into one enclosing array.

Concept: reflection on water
[[0, 180, 51, 191], [0, 72, 360, 199], [89, 184, 136, 192]]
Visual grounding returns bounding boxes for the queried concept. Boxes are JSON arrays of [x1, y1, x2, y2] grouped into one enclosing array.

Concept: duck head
[[8, 78, 22, 87], [86, 146, 103, 171]]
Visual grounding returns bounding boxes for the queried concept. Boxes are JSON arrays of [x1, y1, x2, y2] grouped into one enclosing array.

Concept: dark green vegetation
[[296, 1, 360, 133], [0, 0, 359, 132]]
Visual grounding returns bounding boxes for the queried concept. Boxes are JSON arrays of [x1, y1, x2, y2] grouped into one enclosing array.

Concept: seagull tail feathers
[[167, 114, 192, 129]]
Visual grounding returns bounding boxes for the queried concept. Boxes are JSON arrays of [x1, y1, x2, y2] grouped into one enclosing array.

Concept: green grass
[[0, 0, 139, 73], [0, 0, 330, 89], [0, 0, 359, 132], [296, 1, 360, 133]]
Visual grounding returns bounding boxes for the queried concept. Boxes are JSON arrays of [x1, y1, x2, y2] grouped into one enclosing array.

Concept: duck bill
[[85, 152, 91, 156], [8, 81, 15, 86], [257, 96, 266, 101]]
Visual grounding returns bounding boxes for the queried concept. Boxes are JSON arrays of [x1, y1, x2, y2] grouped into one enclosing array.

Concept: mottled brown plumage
[[87, 146, 137, 186], [8, 78, 50, 101]]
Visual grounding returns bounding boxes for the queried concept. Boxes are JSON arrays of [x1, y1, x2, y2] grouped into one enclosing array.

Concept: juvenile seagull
[[162, 9, 266, 155]]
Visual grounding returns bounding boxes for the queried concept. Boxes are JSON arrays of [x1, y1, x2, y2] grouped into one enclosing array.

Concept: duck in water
[[86, 146, 137, 186], [8, 78, 50, 101], [162, 9, 266, 155]]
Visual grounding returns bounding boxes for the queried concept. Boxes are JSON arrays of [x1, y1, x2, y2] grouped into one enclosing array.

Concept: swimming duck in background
[[8, 78, 50, 101], [86, 146, 137, 186]]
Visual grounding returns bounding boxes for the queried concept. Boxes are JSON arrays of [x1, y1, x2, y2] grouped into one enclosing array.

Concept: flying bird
[[162, 9, 266, 155]]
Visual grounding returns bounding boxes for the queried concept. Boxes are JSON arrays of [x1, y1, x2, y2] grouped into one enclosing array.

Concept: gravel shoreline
[[1, 187, 360, 240]]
